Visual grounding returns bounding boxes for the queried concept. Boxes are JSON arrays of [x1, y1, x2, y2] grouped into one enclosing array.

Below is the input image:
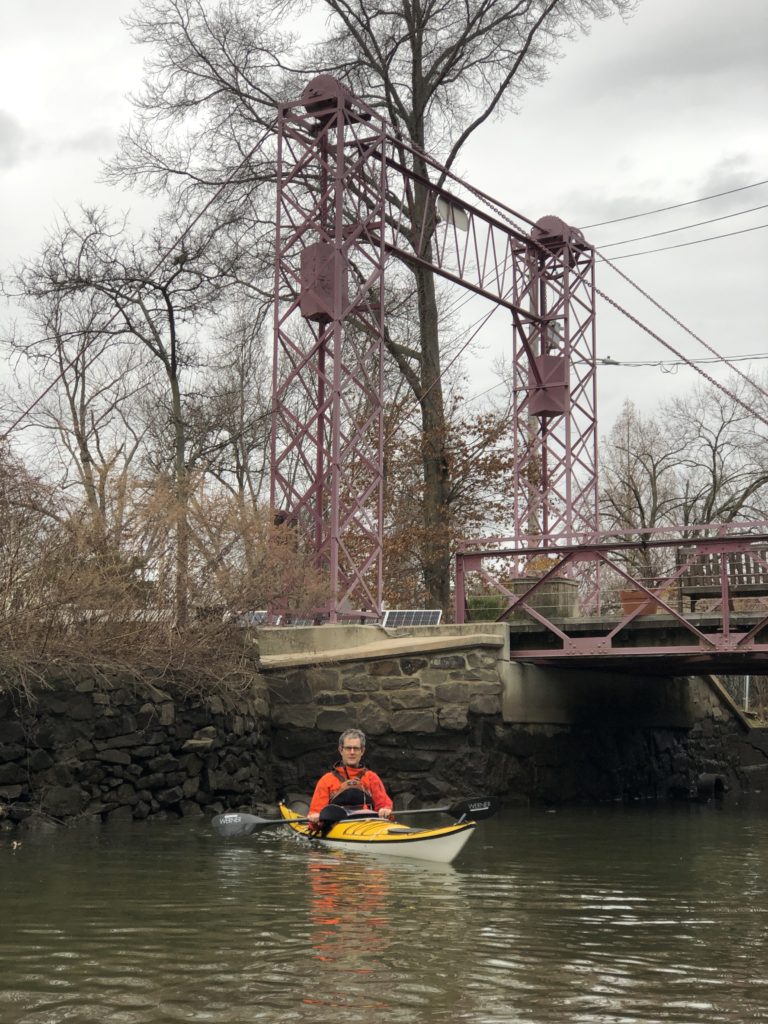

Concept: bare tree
[[600, 399, 686, 534], [2, 279, 150, 554], [602, 387, 768, 535], [599, 399, 689, 584], [11, 206, 243, 625], [185, 297, 273, 505], [600, 384, 768, 592], [664, 380, 768, 527], [0, 442, 59, 625]]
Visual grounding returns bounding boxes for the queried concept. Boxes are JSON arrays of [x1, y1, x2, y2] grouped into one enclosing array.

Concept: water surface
[[2, 800, 767, 1023]]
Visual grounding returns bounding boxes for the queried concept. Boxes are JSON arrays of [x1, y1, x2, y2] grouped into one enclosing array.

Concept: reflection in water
[[302, 854, 394, 1013], [1, 803, 767, 1022]]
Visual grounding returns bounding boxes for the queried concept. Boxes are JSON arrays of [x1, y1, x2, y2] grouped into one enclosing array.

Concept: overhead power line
[[467, 349, 768, 406], [604, 221, 768, 260], [594, 352, 768, 368], [458, 171, 768, 415], [597, 246, 768, 409], [596, 286, 768, 433], [597, 203, 768, 248], [583, 178, 768, 228], [458, 169, 768, 407]]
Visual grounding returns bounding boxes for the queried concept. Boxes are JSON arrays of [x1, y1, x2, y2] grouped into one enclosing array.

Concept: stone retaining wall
[[0, 647, 763, 831], [0, 667, 272, 828]]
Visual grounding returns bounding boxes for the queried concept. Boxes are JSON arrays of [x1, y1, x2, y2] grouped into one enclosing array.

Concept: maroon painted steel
[[272, 77, 386, 621], [455, 521, 768, 667], [511, 216, 598, 548], [272, 76, 597, 618]]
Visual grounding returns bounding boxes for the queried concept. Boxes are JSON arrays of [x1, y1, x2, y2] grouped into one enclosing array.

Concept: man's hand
[[308, 811, 320, 822], [378, 807, 393, 819]]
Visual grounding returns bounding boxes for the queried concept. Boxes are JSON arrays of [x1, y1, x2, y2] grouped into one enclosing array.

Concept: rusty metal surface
[[456, 522, 768, 668]]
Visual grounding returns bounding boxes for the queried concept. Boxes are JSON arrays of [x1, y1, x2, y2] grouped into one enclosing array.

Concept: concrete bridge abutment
[[258, 624, 766, 807]]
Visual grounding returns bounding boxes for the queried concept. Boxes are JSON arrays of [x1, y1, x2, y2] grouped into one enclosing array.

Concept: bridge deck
[[456, 525, 768, 673], [505, 611, 768, 674]]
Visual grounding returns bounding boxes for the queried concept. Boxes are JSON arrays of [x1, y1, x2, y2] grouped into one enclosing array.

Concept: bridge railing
[[454, 521, 768, 660]]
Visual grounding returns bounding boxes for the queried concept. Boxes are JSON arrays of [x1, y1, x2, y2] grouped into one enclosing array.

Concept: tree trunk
[[170, 375, 189, 628], [408, 142, 452, 612], [412, 261, 452, 611]]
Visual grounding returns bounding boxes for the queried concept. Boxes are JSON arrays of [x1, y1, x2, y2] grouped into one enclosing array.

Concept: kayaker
[[307, 729, 393, 822]]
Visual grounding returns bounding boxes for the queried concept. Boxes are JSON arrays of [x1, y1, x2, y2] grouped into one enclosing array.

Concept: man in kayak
[[307, 729, 393, 823]]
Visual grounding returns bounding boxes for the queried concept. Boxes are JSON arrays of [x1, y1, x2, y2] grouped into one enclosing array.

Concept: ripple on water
[[2, 805, 768, 1022]]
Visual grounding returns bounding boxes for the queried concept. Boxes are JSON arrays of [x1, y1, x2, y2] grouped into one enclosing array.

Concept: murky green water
[[2, 800, 767, 1023]]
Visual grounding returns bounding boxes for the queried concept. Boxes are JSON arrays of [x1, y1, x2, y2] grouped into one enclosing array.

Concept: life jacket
[[328, 765, 375, 809]]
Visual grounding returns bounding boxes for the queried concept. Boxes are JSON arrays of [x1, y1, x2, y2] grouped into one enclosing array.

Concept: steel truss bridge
[[455, 523, 768, 672]]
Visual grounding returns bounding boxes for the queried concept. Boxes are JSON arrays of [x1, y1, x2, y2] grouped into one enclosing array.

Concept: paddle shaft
[[397, 797, 496, 821], [211, 795, 496, 837], [212, 810, 328, 836], [212, 803, 362, 837]]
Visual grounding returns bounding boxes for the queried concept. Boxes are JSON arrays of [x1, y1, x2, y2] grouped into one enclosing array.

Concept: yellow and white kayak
[[278, 803, 476, 864]]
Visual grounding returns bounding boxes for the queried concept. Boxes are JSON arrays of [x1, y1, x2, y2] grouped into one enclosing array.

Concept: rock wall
[[0, 667, 272, 829], [263, 647, 754, 806], [1, 646, 763, 830]]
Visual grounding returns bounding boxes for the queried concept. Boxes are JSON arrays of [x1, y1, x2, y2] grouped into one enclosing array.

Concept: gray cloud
[[696, 155, 766, 200], [572, 5, 768, 102], [5, 126, 117, 166], [0, 115, 113, 169], [56, 127, 116, 155], [0, 110, 24, 169], [560, 153, 768, 230]]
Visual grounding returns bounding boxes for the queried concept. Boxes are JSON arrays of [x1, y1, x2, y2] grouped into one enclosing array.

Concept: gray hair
[[338, 728, 366, 749]]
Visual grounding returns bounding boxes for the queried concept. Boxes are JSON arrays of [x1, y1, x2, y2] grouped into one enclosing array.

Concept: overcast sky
[[1, 0, 766, 429]]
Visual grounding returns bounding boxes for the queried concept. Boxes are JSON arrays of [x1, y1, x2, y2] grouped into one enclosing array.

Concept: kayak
[[278, 802, 476, 864]]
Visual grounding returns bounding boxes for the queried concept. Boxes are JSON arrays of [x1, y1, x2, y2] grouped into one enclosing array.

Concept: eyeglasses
[[341, 745, 363, 752]]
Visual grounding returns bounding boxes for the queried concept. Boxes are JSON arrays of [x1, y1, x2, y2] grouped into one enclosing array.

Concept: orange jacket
[[309, 764, 392, 815]]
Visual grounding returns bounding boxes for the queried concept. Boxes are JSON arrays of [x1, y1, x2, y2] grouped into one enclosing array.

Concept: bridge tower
[[272, 77, 387, 621], [272, 75, 597, 619], [511, 216, 598, 547]]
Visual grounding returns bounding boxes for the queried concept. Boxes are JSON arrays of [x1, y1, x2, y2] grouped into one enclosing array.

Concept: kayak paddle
[[397, 796, 498, 822], [211, 795, 497, 838], [212, 803, 345, 838]]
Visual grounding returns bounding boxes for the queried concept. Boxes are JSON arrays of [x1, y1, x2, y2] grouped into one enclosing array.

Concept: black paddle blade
[[449, 796, 499, 821], [211, 812, 261, 838], [212, 806, 330, 838]]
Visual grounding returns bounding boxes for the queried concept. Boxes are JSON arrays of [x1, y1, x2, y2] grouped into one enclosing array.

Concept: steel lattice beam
[[272, 78, 387, 621]]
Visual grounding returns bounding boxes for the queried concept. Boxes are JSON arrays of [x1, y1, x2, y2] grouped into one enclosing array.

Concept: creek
[[2, 799, 767, 1023]]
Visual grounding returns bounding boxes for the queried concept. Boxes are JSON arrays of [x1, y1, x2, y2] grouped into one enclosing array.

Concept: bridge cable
[[596, 249, 768, 404], [442, 169, 768, 415], [594, 285, 768, 432]]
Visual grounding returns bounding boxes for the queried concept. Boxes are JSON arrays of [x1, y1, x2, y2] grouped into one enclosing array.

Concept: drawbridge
[[270, 75, 768, 675]]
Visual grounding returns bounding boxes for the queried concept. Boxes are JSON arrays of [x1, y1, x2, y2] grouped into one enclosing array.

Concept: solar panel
[[243, 610, 268, 626], [382, 609, 443, 627]]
